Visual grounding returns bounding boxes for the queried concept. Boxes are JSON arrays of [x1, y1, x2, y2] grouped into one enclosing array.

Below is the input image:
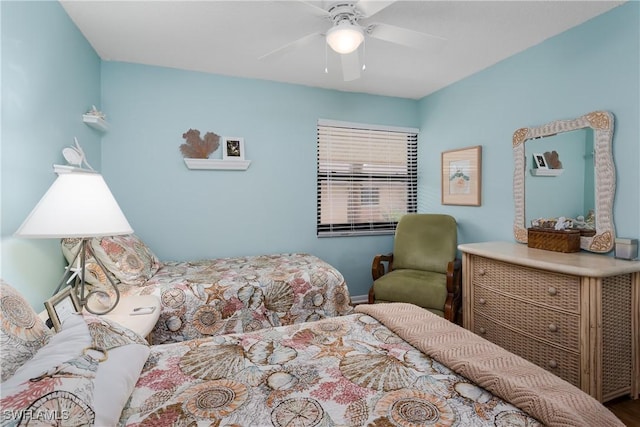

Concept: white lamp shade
[[326, 23, 364, 54], [15, 171, 133, 238]]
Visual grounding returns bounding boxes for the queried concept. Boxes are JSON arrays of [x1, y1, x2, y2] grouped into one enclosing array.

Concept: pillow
[[91, 234, 162, 285], [0, 313, 150, 427], [61, 238, 120, 288], [0, 280, 53, 382]]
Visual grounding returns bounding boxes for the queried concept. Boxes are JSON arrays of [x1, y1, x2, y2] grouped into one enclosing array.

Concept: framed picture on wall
[[44, 285, 81, 331], [441, 145, 482, 206], [222, 137, 245, 161]]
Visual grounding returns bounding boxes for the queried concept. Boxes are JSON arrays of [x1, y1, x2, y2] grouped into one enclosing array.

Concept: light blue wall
[[1, 1, 102, 307], [2, 1, 638, 309], [100, 62, 418, 298], [417, 2, 639, 249]]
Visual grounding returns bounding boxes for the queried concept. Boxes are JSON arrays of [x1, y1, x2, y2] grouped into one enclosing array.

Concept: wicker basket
[[527, 228, 581, 253]]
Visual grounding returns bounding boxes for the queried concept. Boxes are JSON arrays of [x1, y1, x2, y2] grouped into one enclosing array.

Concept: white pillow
[[1, 313, 149, 426]]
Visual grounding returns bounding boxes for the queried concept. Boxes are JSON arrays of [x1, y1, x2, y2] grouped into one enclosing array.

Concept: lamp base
[[53, 238, 120, 315]]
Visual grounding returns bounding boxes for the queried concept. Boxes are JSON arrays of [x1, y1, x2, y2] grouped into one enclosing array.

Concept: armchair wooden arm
[[371, 253, 394, 281], [443, 258, 462, 323], [369, 253, 393, 304]]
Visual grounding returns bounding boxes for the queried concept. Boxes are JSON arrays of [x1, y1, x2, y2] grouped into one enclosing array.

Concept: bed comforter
[[119, 303, 622, 426], [118, 253, 353, 344]]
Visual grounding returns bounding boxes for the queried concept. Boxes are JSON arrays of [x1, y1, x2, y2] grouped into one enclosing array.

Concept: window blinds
[[317, 120, 418, 236]]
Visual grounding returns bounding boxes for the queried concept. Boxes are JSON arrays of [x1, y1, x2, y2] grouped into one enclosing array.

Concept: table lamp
[[15, 166, 133, 314]]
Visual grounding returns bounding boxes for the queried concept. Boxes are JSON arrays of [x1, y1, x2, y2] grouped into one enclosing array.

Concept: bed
[[61, 235, 353, 344], [0, 281, 623, 427]]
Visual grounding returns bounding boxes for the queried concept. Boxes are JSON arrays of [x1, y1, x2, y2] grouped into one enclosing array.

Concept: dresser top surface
[[459, 241, 640, 277]]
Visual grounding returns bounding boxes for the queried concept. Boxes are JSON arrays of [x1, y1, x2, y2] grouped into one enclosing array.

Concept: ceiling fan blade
[[341, 50, 361, 82], [356, 0, 396, 18], [259, 32, 324, 61], [283, 0, 331, 18], [368, 22, 447, 51]]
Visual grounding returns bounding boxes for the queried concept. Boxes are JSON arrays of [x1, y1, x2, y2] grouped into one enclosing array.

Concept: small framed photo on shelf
[[222, 137, 245, 161], [532, 152, 548, 169], [44, 285, 80, 331]]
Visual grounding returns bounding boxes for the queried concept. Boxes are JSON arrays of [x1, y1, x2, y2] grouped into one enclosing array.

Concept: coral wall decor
[[179, 129, 220, 159]]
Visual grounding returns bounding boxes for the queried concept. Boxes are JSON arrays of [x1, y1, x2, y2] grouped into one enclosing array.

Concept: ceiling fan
[[259, 0, 447, 81]]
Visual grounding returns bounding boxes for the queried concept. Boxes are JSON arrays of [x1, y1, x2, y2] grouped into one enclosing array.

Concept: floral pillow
[[0, 280, 53, 382], [90, 234, 162, 285], [61, 238, 120, 288]]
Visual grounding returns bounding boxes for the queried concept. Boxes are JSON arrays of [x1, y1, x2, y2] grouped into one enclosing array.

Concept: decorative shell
[[166, 316, 182, 332], [179, 343, 246, 379], [271, 398, 324, 427], [182, 380, 248, 418], [246, 340, 297, 365], [455, 382, 493, 403], [374, 389, 455, 426], [192, 305, 223, 335], [138, 389, 175, 414], [235, 365, 267, 387], [344, 399, 369, 426], [237, 285, 263, 310], [310, 319, 350, 338], [339, 353, 415, 391], [267, 371, 299, 391], [415, 375, 452, 398], [264, 281, 294, 313], [373, 328, 403, 345]]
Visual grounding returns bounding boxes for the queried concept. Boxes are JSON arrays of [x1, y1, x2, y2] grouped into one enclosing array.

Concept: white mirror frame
[[513, 111, 615, 253]]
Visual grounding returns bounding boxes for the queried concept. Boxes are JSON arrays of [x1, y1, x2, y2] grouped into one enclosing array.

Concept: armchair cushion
[[372, 269, 447, 314], [392, 214, 457, 274]]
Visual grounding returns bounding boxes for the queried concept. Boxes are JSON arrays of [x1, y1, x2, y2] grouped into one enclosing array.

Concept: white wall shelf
[[82, 114, 109, 132], [530, 168, 564, 177], [184, 158, 251, 171]]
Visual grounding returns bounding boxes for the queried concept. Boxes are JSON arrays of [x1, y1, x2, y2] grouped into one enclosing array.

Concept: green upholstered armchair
[[368, 214, 462, 323]]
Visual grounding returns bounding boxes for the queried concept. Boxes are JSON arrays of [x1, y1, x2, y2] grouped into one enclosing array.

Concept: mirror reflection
[[525, 128, 595, 230]]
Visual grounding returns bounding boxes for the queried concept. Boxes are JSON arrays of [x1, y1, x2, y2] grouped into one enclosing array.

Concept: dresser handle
[[548, 360, 558, 369], [547, 287, 557, 296], [478, 298, 486, 305], [478, 269, 486, 276], [548, 323, 558, 332], [478, 327, 486, 335]]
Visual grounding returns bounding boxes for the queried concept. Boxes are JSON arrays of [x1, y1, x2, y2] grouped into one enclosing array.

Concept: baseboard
[[350, 294, 368, 305]]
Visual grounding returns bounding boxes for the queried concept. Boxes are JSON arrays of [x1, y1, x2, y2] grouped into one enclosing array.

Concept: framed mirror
[[513, 111, 615, 253]]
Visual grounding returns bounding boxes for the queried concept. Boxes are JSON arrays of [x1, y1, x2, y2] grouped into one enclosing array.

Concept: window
[[317, 119, 418, 236], [360, 187, 379, 206]]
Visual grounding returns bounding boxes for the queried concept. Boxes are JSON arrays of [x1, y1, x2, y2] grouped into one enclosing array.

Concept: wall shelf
[[530, 168, 564, 177], [184, 158, 251, 170], [82, 114, 109, 132]]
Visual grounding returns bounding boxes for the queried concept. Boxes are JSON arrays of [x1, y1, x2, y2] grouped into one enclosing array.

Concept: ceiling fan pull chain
[[324, 42, 329, 74], [362, 38, 366, 71]]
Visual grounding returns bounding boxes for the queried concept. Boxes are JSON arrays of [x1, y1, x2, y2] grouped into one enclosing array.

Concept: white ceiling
[[60, 0, 624, 100]]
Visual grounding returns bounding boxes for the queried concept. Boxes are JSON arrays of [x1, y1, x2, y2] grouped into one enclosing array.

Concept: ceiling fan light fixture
[[326, 22, 364, 54]]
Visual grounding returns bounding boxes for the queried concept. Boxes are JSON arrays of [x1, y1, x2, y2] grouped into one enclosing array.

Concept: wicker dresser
[[459, 241, 640, 403]]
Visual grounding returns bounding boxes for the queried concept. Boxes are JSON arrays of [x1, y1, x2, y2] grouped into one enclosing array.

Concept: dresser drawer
[[471, 255, 580, 312], [474, 313, 580, 387], [474, 286, 580, 350]]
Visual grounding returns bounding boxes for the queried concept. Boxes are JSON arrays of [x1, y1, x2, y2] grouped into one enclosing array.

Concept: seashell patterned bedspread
[[121, 310, 546, 426], [118, 253, 353, 344], [355, 303, 623, 427]]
